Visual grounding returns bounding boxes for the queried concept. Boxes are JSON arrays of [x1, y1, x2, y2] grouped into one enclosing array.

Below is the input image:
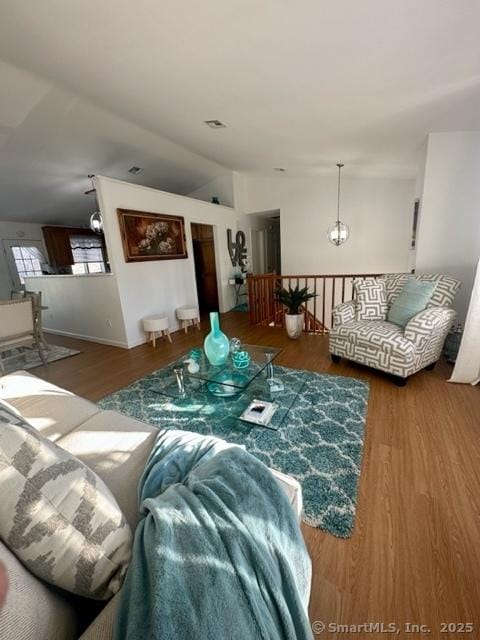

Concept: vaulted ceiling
[[0, 60, 230, 224], [1, 0, 480, 224]]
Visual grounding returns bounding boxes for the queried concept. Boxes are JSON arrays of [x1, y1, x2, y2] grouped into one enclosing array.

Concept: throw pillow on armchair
[[353, 279, 388, 321]]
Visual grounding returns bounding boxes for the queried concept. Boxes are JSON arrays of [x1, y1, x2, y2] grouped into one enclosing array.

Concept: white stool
[[176, 306, 200, 333], [142, 315, 171, 347]]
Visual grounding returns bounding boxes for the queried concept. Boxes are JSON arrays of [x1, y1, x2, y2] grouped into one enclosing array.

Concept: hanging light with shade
[[85, 174, 104, 234], [328, 163, 350, 246], [89, 211, 103, 234]]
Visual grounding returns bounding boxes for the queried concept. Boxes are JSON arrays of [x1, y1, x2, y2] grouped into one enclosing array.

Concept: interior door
[[192, 238, 219, 311], [3, 240, 46, 291]]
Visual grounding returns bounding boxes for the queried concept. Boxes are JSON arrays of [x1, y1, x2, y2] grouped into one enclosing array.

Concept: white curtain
[[449, 258, 480, 385]]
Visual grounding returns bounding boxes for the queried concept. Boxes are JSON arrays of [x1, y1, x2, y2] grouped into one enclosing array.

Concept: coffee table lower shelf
[[149, 365, 306, 431]]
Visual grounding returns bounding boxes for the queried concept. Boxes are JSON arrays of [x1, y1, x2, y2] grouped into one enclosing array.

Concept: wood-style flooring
[[34, 312, 480, 639]]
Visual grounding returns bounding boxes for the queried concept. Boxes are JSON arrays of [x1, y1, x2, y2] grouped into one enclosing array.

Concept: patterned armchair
[[329, 273, 461, 385]]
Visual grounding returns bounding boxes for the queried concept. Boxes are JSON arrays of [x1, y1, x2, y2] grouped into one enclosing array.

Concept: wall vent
[[204, 119, 226, 129], [128, 166, 144, 175]]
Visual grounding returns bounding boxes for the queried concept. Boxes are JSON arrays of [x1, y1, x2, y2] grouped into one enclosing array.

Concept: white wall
[[407, 140, 429, 272], [187, 174, 234, 208], [0, 221, 46, 298], [416, 132, 480, 320], [96, 176, 244, 348], [24, 274, 128, 347], [238, 174, 416, 275]]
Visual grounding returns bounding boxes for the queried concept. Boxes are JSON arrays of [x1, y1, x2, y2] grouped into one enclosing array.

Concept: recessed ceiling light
[[274, 167, 286, 172], [128, 166, 144, 175], [204, 119, 226, 129]]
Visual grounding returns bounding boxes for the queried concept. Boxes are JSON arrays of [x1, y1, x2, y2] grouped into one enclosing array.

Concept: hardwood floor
[[35, 313, 480, 639]]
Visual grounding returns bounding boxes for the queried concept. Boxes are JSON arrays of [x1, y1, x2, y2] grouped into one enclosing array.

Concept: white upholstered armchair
[[329, 273, 461, 385]]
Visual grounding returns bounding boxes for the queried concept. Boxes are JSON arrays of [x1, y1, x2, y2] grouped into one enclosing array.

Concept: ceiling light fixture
[[327, 163, 350, 246], [86, 174, 104, 234], [90, 211, 103, 234], [204, 119, 226, 128]]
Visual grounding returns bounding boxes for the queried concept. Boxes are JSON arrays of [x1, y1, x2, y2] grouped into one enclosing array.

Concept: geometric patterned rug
[[99, 365, 369, 538], [1, 344, 81, 375]]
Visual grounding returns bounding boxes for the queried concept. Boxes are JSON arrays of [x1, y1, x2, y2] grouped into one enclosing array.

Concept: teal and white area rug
[[100, 365, 369, 538]]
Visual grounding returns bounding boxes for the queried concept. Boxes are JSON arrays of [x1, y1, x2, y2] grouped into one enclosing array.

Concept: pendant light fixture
[[85, 174, 104, 234], [328, 163, 350, 246], [90, 211, 103, 234]]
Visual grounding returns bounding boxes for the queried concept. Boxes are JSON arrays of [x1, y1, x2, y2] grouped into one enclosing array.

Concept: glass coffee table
[[181, 344, 281, 395], [148, 344, 306, 431]]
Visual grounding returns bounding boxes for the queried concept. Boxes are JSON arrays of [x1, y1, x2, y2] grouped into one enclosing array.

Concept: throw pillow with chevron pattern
[[354, 279, 388, 320], [0, 419, 132, 600]]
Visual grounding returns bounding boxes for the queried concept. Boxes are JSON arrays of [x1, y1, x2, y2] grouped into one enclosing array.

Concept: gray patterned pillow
[[354, 279, 388, 321], [377, 273, 461, 307], [0, 419, 132, 600], [415, 274, 461, 307], [0, 399, 29, 427], [376, 273, 414, 306]]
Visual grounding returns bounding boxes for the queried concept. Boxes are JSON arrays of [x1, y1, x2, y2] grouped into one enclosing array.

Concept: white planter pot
[[285, 313, 304, 339]]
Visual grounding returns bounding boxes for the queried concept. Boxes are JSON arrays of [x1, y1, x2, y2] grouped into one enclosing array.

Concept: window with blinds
[[70, 235, 106, 274]]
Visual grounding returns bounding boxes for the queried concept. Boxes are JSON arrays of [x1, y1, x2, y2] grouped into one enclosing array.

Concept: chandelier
[[85, 174, 104, 234], [327, 163, 350, 246]]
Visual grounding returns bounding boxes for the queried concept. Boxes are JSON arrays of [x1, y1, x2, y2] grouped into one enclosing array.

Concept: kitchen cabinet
[[42, 226, 99, 266]]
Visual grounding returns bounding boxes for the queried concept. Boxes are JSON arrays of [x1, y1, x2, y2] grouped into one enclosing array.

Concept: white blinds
[[70, 235, 103, 263]]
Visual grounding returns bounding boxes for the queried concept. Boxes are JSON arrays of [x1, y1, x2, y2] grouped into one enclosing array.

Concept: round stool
[[142, 315, 171, 347], [176, 306, 200, 333]]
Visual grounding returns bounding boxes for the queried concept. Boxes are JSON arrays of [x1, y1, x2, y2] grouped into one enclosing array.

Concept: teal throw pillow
[[387, 280, 436, 328]]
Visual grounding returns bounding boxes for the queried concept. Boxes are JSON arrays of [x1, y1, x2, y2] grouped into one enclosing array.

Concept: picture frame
[[117, 209, 188, 262]]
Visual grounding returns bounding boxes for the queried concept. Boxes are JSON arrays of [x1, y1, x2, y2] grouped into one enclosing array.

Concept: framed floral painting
[[117, 209, 188, 262]]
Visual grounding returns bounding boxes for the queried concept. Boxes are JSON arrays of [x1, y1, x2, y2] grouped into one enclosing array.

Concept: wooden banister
[[247, 272, 387, 334]]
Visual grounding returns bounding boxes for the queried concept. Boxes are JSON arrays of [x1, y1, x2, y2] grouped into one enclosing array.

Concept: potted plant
[[275, 285, 316, 339]]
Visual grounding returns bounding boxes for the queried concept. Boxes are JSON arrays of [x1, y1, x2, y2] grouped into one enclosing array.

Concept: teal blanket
[[114, 430, 313, 640]]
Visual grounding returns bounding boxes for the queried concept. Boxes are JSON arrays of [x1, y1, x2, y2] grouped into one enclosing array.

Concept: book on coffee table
[[239, 399, 278, 426]]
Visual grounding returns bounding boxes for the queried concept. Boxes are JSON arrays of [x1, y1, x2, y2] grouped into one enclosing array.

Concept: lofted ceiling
[[0, 0, 480, 224], [0, 60, 230, 224]]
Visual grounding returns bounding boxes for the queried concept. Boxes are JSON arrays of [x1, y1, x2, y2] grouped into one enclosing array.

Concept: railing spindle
[[331, 278, 336, 328], [303, 277, 307, 332]]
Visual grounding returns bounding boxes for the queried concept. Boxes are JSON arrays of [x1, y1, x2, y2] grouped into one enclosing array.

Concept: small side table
[[142, 315, 171, 347], [176, 306, 200, 333], [228, 277, 247, 306]]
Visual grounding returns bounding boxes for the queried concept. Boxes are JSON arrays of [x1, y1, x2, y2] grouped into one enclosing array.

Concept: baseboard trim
[[125, 336, 150, 349], [125, 327, 182, 349], [43, 329, 130, 349], [45, 322, 196, 350]]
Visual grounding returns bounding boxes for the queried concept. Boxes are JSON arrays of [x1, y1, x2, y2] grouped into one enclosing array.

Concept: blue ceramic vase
[[204, 312, 229, 366]]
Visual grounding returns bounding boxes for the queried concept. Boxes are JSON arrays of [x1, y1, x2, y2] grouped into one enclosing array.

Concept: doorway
[[191, 223, 219, 312], [250, 210, 281, 274]]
